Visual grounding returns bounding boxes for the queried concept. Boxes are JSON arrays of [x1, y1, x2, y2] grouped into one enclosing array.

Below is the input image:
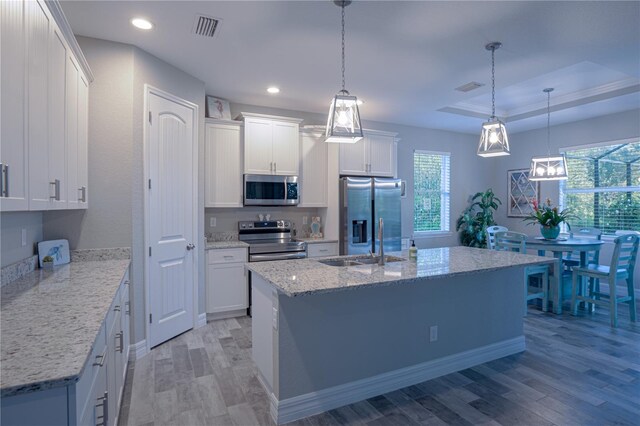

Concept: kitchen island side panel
[[276, 267, 524, 400]]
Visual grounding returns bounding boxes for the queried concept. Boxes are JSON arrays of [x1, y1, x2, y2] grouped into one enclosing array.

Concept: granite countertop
[[1, 259, 130, 397], [295, 237, 339, 244], [246, 246, 554, 297], [206, 241, 249, 250]]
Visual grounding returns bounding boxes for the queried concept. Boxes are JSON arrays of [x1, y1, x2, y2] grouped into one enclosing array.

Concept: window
[[560, 139, 640, 234], [414, 150, 450, 234]]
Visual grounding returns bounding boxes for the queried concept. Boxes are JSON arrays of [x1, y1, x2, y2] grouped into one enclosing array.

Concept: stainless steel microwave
[[244, 174, 299, 206]]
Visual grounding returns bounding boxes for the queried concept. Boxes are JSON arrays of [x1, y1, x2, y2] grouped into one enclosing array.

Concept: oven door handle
[[250, 252, 307, 262]]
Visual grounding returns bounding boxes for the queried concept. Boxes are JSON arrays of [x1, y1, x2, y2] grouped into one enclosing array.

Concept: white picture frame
[[507, 169, 540, 217], [206, 96, 231, 120]]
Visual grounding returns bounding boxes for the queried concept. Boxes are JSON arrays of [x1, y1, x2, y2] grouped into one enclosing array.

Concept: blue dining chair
[[570, 234, 639, 327], [486, 226, 508, 250], [563, 227, 602, 268], [494, 231, 549, 315]]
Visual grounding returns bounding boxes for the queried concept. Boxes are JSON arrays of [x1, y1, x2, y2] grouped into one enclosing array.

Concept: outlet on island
[[429, 325, 438, 342], [210, 217, 216, 227]]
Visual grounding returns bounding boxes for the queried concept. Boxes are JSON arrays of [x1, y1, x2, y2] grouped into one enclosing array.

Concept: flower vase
[[540, 225, 560, 240]]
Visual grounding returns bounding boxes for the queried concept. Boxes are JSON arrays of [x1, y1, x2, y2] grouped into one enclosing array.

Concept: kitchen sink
[[317, 255, 406, 267]]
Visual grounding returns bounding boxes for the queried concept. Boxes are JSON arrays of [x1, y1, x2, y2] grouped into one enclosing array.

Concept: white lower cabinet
[[307, 242, 339, 258], [207, 248, 248, 318], [1, 270, 130, 426]]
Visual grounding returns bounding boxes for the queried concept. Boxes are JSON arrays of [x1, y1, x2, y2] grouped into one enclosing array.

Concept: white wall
[[0, 212, 43, 267], [488, 109, 640, 289]]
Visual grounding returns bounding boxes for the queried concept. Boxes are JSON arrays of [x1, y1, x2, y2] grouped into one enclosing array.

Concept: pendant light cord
[[547, 90, 551, 156], [341, 1, 346, 92], [491, 47, 496, 118]]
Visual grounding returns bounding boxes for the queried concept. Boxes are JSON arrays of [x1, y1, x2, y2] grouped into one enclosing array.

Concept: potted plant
[[456, 188, 502, 248], [42, 255, 54, 270], [523, 198, 574, 239]]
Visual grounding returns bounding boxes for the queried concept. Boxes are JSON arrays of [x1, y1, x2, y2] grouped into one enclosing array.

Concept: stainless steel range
[[239, 220, 307, 262]]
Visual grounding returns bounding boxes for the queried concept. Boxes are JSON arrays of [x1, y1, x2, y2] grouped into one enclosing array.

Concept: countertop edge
[[248, 256, 555, 298]]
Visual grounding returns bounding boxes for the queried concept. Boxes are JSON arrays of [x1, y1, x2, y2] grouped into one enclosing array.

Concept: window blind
[[560, 141, 640, 234], [414, 151, 451, 233]]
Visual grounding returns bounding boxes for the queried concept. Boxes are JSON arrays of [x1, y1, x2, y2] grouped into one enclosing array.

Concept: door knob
[[187, 243, 195, 250]]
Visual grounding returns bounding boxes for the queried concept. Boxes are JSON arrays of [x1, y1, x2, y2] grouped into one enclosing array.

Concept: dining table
[[525, 237, 605, 314]]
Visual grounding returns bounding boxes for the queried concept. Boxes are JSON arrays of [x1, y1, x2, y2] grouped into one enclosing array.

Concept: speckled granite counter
[[206, 241, 249, 250], [0, 259, 130, 397], [247, 246, 553, 297]]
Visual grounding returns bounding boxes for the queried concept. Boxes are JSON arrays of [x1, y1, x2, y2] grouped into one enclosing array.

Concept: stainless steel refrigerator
[[339, 177, 402, 255]]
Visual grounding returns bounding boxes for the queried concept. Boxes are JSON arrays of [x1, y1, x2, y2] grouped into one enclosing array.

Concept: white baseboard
[[269, 336, 525, 425], [130, 339, 148, 360], [206, 309, 246, 321], [197, 312, 207, 328]]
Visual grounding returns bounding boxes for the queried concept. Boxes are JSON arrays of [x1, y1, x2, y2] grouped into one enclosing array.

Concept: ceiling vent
[[455, 81, 485, 93], [192, 14, 221, 38]]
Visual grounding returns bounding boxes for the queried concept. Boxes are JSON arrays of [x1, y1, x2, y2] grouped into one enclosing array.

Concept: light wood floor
[[118, 304, 640, 426]]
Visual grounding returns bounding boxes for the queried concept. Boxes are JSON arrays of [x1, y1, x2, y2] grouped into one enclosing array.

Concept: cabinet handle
[[274, 162, 277, 174], [96, 391, 108, 426], [0, 164, 8, 197], [319, 249, 328, 252], [49, 179, 60, 201], [78, 186, 86, 202], [93, 347, 107, 366], [223, 255, 234, 259], [113, 304, 121, 312], [116, 331, 124, 353], [125, 301, 130, 315]]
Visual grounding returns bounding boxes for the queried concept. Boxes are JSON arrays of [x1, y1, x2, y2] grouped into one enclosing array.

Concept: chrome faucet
[[378, 218, 385, 266]]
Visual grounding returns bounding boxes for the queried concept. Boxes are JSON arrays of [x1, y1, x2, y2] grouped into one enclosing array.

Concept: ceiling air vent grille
[[455, 81, 485, 92], [192, 14, 221, 38]]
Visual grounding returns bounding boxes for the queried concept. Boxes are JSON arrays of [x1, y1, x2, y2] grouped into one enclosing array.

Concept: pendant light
[[325, 0, 363, 144], [529, 88, 568, 181], [477, 42, 510, 157]]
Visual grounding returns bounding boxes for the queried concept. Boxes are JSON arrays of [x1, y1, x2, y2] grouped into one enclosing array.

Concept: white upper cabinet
[[0, 0, 29, 211], [27, 0, 52, 210], [0, 0, 92, 212], [49, 25, 68, 209], [77, 74, 89, 208], [339, 130, 397, 177], [241, 113, 303, 176], [205, 120, 243, 208], [299, 128, 328, 207]]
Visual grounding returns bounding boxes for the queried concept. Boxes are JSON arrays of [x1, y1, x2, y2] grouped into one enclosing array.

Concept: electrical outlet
[[210, 217, 216, 227], [21, 229, 27, 247], [429, 325, 438, 342], [302, 216, 308, 225]]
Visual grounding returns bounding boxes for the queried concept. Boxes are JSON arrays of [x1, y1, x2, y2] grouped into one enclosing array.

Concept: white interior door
[[147, 89, 197, 348]]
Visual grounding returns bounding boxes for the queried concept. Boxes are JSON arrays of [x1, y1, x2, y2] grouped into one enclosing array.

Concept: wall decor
[[206, 96, 231, 120], [508, 169, 539, 217]]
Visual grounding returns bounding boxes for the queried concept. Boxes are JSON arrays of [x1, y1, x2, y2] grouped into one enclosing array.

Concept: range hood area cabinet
[[204, 119, 243, 207], [239, 112, 303, 176], [339, 130, 398, 177], [1, 0, 91, 212], [299, 127, 329, 207]]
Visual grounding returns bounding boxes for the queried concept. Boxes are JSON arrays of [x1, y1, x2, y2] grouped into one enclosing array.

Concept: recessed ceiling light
[[267, 87, 280, 94], [131, 18, 153, 30]]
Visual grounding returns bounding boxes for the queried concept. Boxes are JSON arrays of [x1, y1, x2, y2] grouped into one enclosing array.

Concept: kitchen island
[[247, 246, 553, 424]]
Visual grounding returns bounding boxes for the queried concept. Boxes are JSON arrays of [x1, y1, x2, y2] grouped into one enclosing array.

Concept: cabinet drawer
[[308, 242, 339, 258], [105, 286, 122, 337], [75, 321, 107, 420], [207, 248, 247, 264]]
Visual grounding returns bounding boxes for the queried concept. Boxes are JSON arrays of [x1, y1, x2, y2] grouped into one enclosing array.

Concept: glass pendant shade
[[325, 92, 363, 143], [529, 154, 568, 181], [477, 117, 510, 157]]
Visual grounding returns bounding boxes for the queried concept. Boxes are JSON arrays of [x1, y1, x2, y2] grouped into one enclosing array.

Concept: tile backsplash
[[205, 207, 325, 239]]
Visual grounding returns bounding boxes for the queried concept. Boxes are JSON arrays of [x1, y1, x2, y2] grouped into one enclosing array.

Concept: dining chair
[[486, 226, 508, 250], [564, 227, 602, 268], [570, 234, 639, 327], [494, 231, 549, 315]]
